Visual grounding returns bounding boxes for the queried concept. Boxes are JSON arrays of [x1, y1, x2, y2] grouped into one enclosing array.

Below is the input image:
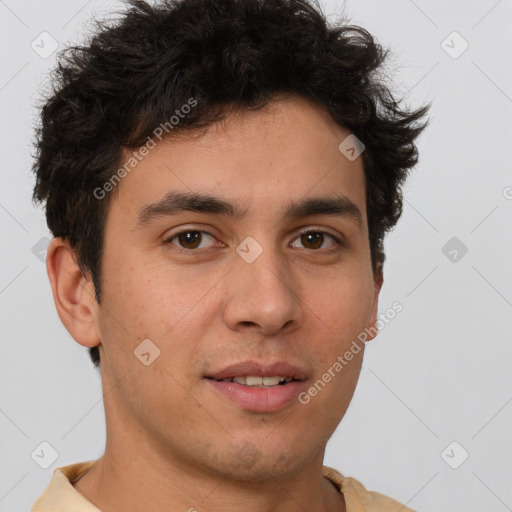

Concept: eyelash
[[162, 227, 343, 255]]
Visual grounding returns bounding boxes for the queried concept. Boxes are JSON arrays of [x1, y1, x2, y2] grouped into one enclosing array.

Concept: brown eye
[[300, 232, 323, 249], [291, 229, 340, 251], [178, 231, 201, 249], [165, 230, 216, 251]]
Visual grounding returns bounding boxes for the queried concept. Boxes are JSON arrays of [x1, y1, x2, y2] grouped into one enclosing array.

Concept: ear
[[46, 237, 101, 349], [365, 265, 383, 343]]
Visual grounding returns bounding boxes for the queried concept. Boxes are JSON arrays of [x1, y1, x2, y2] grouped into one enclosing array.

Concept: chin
[[211, 441, 314, 482]]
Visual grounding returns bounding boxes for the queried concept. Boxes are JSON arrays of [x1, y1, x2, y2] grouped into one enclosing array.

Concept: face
[[88, 96, 381, 480]]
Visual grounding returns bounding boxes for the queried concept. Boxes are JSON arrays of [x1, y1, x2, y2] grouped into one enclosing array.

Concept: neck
[[73, 442, 345, 512]]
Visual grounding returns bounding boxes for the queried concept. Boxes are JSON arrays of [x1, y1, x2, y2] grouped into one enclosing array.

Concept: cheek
[[307, 270, 374, 339], [299, 270, 372, 412], [102, 255, 208, 333], [300, 347, 364, 435], [98, 256, 222, 374]]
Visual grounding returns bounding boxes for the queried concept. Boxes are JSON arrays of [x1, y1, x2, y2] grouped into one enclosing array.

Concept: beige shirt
[[31, 460, 416, 512]]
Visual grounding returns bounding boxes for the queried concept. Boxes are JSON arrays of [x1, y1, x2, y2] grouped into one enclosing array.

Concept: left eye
[[290, 229, 340, 250], [163, 229, 340, 252]]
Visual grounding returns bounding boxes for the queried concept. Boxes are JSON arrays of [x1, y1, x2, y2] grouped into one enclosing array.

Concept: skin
[[47, 95, 382, 512]]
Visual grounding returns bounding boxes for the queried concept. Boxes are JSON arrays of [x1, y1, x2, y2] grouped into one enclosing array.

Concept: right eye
[[162, 229, 221, 253]]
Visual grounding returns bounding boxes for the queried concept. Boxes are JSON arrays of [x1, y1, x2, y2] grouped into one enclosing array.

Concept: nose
[[222, 243, 301, 336]]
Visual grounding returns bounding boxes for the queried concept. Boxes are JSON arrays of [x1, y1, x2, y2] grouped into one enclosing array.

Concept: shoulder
[[30, 460, 99, 512], [323, 465, 417, 512]]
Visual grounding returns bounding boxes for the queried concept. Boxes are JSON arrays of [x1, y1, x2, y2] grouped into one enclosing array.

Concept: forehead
[[109, 96, 367, 225]]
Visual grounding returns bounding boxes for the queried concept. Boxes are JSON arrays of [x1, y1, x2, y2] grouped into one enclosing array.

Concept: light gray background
[[1, 1, 511, 511]]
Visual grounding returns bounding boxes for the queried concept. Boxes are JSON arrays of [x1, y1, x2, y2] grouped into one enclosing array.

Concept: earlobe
[[46, 238, 101, 349]]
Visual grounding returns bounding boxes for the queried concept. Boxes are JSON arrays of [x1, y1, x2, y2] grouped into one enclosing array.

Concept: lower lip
[[205, 378, 308, 413]]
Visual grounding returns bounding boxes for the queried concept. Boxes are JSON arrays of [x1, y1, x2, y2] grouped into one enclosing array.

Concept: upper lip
[[205, 360, 308, 381]]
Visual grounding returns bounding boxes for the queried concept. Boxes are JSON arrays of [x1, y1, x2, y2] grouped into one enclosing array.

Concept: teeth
[[221, 375, 293, 387], [245, 376, 264, 386]]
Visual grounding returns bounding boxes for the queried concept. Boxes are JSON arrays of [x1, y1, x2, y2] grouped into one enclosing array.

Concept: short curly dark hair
[[32, 0, 430, 369]]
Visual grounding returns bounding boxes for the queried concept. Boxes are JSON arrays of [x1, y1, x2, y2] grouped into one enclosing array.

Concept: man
[[30, 0, 429, 510]]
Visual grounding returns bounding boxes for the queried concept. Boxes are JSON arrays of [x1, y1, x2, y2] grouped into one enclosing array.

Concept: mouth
[[204, 360, 309, 412], [205, 375, 298, 388], [205, 359, 308, 382]]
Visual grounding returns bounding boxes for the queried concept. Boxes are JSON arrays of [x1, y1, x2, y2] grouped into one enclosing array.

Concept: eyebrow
[[135, 191, 363, 228]]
